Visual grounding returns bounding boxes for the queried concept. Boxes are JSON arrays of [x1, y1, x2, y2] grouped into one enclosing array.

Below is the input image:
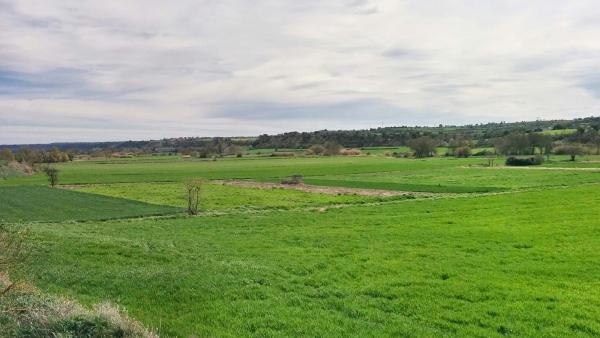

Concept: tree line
[[2, 116, 600, 160], [0, 147, 73, 164]]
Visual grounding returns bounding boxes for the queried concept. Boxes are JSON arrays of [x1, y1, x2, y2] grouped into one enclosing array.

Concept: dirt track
[[213, 180, 439, 197]]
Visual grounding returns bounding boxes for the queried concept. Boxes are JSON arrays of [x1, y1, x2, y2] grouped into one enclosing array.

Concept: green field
[[74, 182, 393, 212], [3, 155, 600, 337], [0, 186, 180, 222], [539, 128, 577, 135]]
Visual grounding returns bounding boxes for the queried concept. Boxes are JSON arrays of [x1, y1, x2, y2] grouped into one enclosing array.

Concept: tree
[[494, 133, 531, 155], [538, 136, 554, 160], [42, 166, 59, 187], [554, 144, 586, 161], [323, 142, 342, 156], [0, 148, 14, 162], [448, 137, 470, 156], [408, 136, 437, 157], [184, 179, 203, 215], [455, 146, 471, 158], [14, 147, 43, 164], [46, 147, 69, 163], [224, 145, 241, 156]]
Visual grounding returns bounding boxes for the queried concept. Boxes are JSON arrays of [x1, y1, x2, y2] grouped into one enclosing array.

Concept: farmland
[[2, 153, 600, 337]]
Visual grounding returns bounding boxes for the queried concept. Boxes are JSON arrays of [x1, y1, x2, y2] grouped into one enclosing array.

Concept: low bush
[[0, 161, 33, 180], [0, 284, 158, 338], [271, 152, 295, 157], [281, 174, 304, 185], [553, 144, 587, 161], [340, 148, 362, 156], [505, 156, 544, 166], [455, 146, 471, 158], [473, 150, 495, 156], [306, 145, 325, 156]]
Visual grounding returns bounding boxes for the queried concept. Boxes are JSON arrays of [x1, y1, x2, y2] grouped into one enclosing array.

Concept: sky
[[2, 0, 600, 144]]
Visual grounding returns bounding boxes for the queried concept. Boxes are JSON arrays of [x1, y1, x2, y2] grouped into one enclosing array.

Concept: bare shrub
[[184, 179, 203, 215], [553, 144, 587, 161], [271, 152, 295, 157], [323, 142, 342, 156], [0, 225, 28, 297], [0, 290, 158, 338], [281, 174, 304, 185], [41, 166, 59, 187], [340, 148, 362, 156], [455, 146, 471, 158], [307, 145, 325, 156]]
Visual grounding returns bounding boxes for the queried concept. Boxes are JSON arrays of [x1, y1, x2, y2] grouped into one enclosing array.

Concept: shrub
[[473, 150, 495, 156], [281, 174, 303, 185], [505, 156, 544, 166], [0, 288, 158, 338], [271, 152, 295, 157], [323, 142, 342, 156], [0, 225, 28, 296], [340, 148, 362, 156], [553, 144, 587, 161], [184, 179, 203, 215], [42, 166, 59, 187], [455, 146, 471, 158], [1, 162, 33, 180], [307, 145, 325, 156]]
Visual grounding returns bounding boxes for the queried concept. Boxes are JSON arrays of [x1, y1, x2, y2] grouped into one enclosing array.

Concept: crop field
[[3, 154, 600, 337], [0, 186, 180, 222], [74, 182, 391, 212]]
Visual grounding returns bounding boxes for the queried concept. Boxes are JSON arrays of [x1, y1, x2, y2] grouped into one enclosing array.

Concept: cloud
[[1, 0, 600, 143]]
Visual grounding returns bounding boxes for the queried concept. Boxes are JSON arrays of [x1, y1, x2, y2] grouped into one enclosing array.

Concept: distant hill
[[2, 116, 599, 152]]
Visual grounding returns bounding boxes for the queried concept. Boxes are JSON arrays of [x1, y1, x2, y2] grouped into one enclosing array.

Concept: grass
[[4, 155, 600, 336], [73, 182, 390, 211], [311, 166, 600, 190], [303, 178, 504, 193], [0, 186, 180, 223], [0, 156, 487, 186], [21, 185, 600, 337], [539, 128, 577, 135], [0, 277, 157, 337]]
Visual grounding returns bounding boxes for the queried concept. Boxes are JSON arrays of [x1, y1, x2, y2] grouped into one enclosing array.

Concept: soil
[[213, 180, 436, 197]]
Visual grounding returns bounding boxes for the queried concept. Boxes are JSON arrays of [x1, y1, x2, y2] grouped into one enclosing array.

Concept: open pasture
[[0, 186, 180, 222], [73, 182, 392, 212], [3, 154, 600, 337], [0, 156, 485, 186], [21, 184, 600, 337], [306, 164, 600, 192]]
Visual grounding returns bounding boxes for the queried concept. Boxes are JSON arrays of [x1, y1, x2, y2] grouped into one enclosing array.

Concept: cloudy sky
[[1, 0, 600, 144]]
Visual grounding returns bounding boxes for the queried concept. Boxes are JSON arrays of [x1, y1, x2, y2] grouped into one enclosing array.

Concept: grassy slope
[[4, 156, 600, 189], [308, 166, 600, 191], [0, 157, 485, 186], [24, 185, 600, 337], [74, 182, 390, 211], [303, 178, 504, 193], [0, 186, 180, 222]]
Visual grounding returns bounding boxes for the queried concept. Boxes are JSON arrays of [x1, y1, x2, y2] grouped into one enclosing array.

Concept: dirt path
[[212, 179, 441, 197]]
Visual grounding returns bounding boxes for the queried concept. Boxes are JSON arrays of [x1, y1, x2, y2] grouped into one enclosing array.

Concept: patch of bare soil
[[59, 184, 90, 190], [214, 180, 437, 197]]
